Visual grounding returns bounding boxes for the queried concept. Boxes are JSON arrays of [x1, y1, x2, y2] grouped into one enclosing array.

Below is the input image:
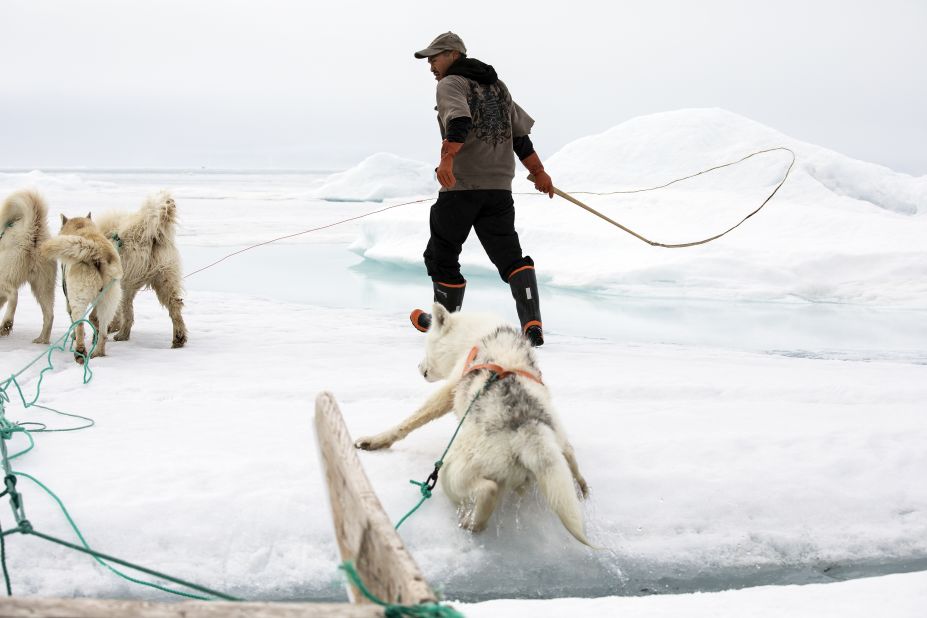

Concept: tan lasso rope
[[528, 146, 796, 248], [185, 147, 795, 279], [183, 197, 433, 279]]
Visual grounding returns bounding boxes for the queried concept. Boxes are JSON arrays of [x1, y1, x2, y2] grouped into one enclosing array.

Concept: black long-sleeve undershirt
[[447, 116, 536, 161]]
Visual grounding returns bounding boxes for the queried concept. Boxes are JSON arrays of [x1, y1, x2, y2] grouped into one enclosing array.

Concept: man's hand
[[532, 169, 554, 198], [521, 152, 554, 198], [437, 139, 463, 189]]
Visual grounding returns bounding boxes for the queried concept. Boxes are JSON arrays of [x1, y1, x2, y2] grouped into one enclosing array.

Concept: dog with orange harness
[[356, 303, 590, 544]]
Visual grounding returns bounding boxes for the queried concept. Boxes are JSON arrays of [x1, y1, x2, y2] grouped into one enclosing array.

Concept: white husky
[[356, 304, 590, 545], [41, 214, 123, 363], [0, 190, 56, 343], [95, 191, 187, 348]]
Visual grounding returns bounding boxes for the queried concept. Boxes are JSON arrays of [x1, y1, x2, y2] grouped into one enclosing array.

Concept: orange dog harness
[[461, 346, 543, 385]]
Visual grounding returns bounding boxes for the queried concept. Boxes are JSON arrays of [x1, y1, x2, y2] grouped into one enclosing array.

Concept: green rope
[[339, 561, 464, 618], [0, 520, 10, 594], [394, 374, 499, 530], [0, 277, 238, 602], [1, 277, 120, 393], [1, 469, 239, 600]]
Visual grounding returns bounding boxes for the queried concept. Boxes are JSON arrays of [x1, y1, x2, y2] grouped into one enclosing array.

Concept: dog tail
[[41, 235, 122, 280], [515, 423, 591, 546], [138, 191, 178, 242], [1, 190, 49, 240]]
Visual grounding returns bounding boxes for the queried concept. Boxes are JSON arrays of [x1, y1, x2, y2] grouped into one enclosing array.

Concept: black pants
[[423, 190, 532, 284]]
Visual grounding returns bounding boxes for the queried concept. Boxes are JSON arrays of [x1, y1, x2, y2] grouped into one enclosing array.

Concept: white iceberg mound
[[351, 108, 927, 307], [542, 108, 925, 216], [313, 152, 438, 202]]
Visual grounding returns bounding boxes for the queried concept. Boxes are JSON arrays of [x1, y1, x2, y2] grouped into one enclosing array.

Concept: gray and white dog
[[0, 190, 56, 344], [356, 304, 591, 545]]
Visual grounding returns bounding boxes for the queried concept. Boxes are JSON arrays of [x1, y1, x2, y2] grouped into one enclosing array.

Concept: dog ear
[[432, 303, 451, 331], [86, 212, 92, 220], [60, 214, 68, 225]]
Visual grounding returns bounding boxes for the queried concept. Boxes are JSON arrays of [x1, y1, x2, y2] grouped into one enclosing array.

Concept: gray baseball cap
[[414, 31, 467, 59]]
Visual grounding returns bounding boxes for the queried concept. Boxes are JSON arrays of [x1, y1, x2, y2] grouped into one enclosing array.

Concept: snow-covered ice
[[0, 109, 925, 615], [353, 109, 927, 306]]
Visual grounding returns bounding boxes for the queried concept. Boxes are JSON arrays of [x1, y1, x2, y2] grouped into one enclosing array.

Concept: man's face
[[427, 50, 458, 81]]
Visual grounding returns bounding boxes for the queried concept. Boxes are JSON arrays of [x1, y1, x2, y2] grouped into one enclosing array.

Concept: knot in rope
[[408, 480, 433, 500], [395, 374, 503, 530]]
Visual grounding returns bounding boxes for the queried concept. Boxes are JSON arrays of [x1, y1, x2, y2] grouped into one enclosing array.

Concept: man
[[409, 31, 555, 347]]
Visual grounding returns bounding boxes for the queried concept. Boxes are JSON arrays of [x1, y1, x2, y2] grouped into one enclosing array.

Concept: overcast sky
[[2, 0, 925, 175]]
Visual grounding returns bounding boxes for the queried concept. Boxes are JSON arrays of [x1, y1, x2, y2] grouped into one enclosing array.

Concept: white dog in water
[[95, 191, 187, 348], [0, 190, 57, 344], [41, 214, 123, 363], [356, 304, 591, 545]]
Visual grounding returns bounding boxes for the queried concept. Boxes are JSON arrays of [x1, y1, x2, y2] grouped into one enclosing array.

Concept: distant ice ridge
[[352, 108, 927, 307], [541, 108, 925, 216], [312, 152, 438, 202], [0, 169, 119, 193]]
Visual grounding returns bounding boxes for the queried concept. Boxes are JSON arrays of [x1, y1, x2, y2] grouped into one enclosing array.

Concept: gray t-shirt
[[436, 75, 535, 192]]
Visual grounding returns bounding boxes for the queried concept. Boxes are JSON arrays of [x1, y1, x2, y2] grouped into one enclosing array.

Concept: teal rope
[[9, 404, 94, 433], [7, 471, 238, 601], [339, 561, 464, 618], [394, 374, 500, 530], [1, 277, 120, 392], [0, 277, 238, 601], [0, 515, 10, 594], [394, 478, 434, 531], [0, 278, 118, 436]]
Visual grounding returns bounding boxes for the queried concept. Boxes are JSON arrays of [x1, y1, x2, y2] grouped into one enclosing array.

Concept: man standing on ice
[[409, 31, 555, 347]]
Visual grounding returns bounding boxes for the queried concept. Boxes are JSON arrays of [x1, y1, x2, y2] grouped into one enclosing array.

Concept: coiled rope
[[527, 146, 796, 248]]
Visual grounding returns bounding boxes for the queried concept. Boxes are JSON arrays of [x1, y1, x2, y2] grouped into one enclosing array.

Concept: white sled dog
[[95, 191, 187, 348], [41, 214, 123, 363], [356, 304, 591, 545], [0, 190, 56, 343]]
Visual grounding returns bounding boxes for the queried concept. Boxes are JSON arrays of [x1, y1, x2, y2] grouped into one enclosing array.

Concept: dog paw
[[172, 333, 187, 348], [354, 435, 392, 451], [0, 321, 12, 336], [74, 353, 85, 365], [457, 514, 486, 533], [113, 332, 130, 342], [32, 336, 50, 344]]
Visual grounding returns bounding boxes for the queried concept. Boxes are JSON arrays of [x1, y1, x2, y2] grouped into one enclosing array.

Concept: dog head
[[59, 213, 95, 234], [418, 304, 504, 382], [418, 304, 456, 382]]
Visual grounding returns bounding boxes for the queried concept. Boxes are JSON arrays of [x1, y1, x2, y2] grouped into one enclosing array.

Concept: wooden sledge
[[0, 392, 446, 617]]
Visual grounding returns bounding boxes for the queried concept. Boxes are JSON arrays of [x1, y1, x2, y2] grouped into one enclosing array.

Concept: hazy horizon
[[3, 0, 925, 176]]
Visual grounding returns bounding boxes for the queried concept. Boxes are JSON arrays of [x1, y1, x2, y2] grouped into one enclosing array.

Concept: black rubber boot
[[508, 266, 544, 347], [410, 281, 466, 332]]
